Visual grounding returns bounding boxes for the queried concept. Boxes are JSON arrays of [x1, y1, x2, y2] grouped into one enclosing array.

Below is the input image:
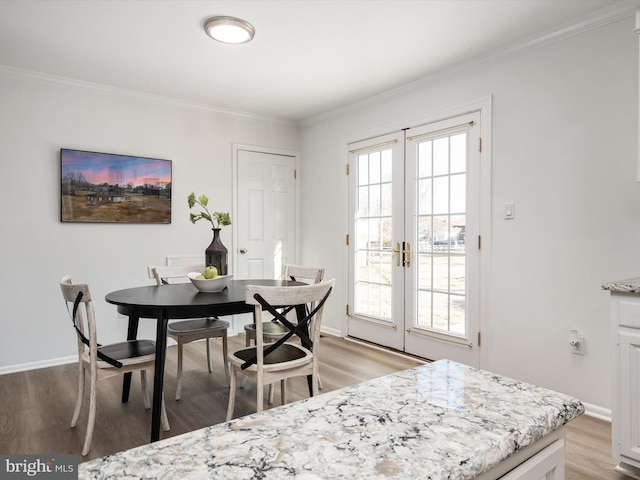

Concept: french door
[[347, 112, 482, 366]]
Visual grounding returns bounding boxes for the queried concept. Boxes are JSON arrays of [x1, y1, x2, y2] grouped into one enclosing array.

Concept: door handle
[[392, 243, 401, 267], [239, 248, 247, 254], [404, 242, 411, 267], [393, 242, 411, 267]]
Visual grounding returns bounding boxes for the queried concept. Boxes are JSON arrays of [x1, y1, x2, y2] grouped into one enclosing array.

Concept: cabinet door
[[499, 438, 565, 480], [619, 329, 640, 463]]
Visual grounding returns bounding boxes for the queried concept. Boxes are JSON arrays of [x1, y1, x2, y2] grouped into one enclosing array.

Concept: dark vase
[[205, 228, 228, 275]]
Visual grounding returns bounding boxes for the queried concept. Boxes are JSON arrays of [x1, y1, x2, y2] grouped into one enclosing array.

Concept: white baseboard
[[320, 326, 343, 338], [0, 355, 77, 375], [581, 402, 611, 422]]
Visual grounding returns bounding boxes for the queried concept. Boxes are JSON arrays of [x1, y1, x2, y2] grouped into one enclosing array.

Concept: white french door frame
[[343, 96, 492, 367]]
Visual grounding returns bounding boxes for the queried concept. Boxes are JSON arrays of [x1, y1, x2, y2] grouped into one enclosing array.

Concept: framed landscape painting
[[60, 148, 172, 223]]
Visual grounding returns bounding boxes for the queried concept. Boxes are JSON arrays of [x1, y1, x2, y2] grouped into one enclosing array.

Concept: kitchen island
[[79, 359, 583, 479]]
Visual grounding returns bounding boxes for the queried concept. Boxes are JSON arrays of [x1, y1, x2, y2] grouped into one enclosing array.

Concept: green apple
[[203, 266, 218, 279], [195, 274, 206, 280]]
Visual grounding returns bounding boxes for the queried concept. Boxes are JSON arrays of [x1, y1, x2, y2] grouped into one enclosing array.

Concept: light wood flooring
[[0, 334, 628, 479]]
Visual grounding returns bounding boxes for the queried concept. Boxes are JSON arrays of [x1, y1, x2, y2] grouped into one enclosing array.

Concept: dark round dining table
[[105, 279, 302, 443]]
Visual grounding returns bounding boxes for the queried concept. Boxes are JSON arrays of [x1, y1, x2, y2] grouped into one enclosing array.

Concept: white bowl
[[187, 272, 232, 292]]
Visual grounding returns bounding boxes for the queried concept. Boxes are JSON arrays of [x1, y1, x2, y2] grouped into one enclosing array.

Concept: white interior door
[[233, 147, 298, 334], [234, 148, 298, 280]]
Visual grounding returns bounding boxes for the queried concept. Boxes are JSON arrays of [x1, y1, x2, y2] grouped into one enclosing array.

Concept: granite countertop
[[602, 277, 640, 293], [79, 359, 584, 480]]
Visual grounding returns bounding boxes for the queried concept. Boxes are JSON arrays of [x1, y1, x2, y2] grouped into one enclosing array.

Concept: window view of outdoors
[[416, 133, 466, 336], [353, 131, 468, 337], [354, 148, 393, 321]]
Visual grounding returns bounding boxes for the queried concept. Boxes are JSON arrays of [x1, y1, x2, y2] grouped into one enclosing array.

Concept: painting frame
[[60, 148, 172, 224]]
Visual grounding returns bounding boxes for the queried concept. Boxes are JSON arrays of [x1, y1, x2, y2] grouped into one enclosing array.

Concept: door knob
[[239, 248, 247, 254]]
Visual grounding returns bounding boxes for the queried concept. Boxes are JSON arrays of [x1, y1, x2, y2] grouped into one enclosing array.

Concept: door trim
[[341, 96, 492, 367]]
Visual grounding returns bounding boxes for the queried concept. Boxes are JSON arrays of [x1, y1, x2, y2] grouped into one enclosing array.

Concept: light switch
[[505, 202, 515, 220]]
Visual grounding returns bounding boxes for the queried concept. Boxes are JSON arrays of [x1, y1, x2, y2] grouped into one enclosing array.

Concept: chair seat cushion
[[168, 318, 229, 334], [97, 340, 156, 361], [244, 321, 289, 336], [231, 343, 310, 368]]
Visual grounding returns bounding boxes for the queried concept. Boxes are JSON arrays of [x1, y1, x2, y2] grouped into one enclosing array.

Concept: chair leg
[[312, 371, 319, 396], [222, 333, 230, 386], [318, 374, 324, 390], [70, 363, 85, 428], [268, 383, 275, 405], [161, 396, 171, 432], [206, 338, 213, 373], [280, 379, 286, 405], [245, 331, 251, 347], [256, 376, 264, 414], [140, 370, 151, 409], [240, 332, 255, 388], [226, 370, 237, 421], [82, 370, 98, 456], [175, 339, 184, 401]]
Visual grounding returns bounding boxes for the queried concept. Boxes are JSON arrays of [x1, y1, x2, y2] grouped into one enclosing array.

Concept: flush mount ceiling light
[[204, 16, 255, 44]]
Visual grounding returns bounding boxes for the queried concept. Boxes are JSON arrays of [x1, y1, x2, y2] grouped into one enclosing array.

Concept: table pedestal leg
[[151, 310, 168, 442]]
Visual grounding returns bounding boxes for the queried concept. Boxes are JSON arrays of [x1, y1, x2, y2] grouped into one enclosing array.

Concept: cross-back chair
[[60, 275, 170, 456], [148, 265, 230, 400], [243, 264, 325, 346], [243, 264, 326, 402], [226, 278, 334, 421]]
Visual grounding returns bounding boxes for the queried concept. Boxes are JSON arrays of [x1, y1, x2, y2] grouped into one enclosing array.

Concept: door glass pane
[[381, 183, 392, 216], [418, 141, 432, 177], [450, 174, 465, 214], [369, 184, 380, 216], [381, 150, 393, 182], [433, 177, 448, 214], [433, 137, 449, 176], [415, 133, 467, 337], [450, 133, 466, 174], [354, 148, 394, 321], [418, 178, 432, 214]]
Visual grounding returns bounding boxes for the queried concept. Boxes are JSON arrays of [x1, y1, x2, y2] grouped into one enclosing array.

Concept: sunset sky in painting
[[61, 149, 171, 186]]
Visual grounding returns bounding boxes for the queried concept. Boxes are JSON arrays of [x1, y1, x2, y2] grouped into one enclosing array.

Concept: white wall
[[299, 16, 639, 413], [0, 68, 299, 371], [2, 13, 637, 416]]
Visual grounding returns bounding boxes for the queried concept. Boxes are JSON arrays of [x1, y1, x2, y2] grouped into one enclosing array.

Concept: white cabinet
[[610, 292, 640, 479]]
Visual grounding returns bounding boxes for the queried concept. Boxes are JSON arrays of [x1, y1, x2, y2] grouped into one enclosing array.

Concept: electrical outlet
[[571, 335, 585, 355]]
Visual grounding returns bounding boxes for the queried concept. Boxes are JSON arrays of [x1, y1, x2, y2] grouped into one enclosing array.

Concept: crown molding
[[0, 63, 298, 127], [302, 2, 639, 127]]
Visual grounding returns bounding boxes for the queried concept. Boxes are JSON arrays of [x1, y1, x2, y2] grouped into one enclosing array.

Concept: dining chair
[[60, 275, 170, 456], [148, 265, 230, 400], [244, 264, 325, 346], [243, 264, 326, 402], [226, 278, 334, 421]]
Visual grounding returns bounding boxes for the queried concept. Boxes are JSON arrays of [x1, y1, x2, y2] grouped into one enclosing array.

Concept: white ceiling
[[0, 1, 635, 121]]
